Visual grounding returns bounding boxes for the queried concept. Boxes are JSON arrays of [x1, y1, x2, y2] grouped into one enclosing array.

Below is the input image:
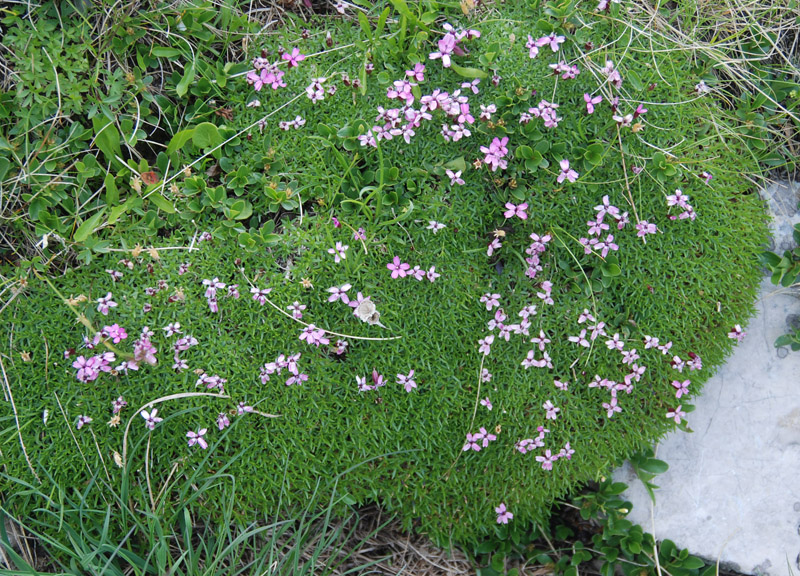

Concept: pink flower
[[187, 428, 209, 449], [250, 287, 272, 305], [584, 93, 602, 114], [672, 379, 690, 398], [427, 221, 446, 233], [287, 301, 306, 319], [446, 169, 465, 186], [480, 293, 500, 311], [406, 63, 426, 82], [728, 324, 746, 343], [557, 159, 579, 184], [397, 370, 417, 392], [96, 292, 117, 315], [666, 405, 686, 424], [487, 238, 502, 257], [426, 266, 440, 282], [216, 412, 230, 430], [503, 202, 529, 220], [535, 449, 558, 470], [281, 47, 306, 68], [326, 284, 351, 304], [478, 335, 495, 356], [353, 227, 366, 241], [328, 241, 349, 263], [537, 33, 565, 52], [463, 433, 482, 452], [103, 324, 127, 344], [526, 35, 539, 58], [75, 415, 92, 429], [543, 400, 559, 420], [387, 256, 411, 278], [480, 397, 493, 410], [299, 325, 329, 347], [495, 503, 514, 524], [141, 408, 162, 430], [636, 220, 657, 239]]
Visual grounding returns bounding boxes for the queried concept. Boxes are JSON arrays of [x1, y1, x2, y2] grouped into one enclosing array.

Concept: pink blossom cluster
[[462, 427, 497, 452], [196, 372, 228, 393], [386, 256, 440, 282], [580, 195, 626, 256], [666, 189, 696, 221], [172, 334, 199, 372], [480, 136, 509, 171], [357, 369, 386, 392], [522, 100, 562, 128], [260, 352, 308, 386], [299, 324, 329, 347], [525, 232, 552, 281], [278, 116, 306, 130], [73, 352, 116, 383], [549, 61, 580, 79]]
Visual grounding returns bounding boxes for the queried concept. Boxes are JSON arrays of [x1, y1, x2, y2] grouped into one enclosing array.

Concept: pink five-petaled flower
[[672, 379, 690, 398], [427, 220, 446, 234], [480, 293, 500, 311], [328, 241, 349, 263], [163, 322, 181, 337], [281, 47, 305, 68], [495, 503, 514, 524], [478, 335, 495, 356], [426, 267, 440, 282], [76, 415, 92, 429], [326, 284, 351, 303], [429, 32, 457, 68], [446, 169, 465, 186], [543, 400, 560, 420], [387, 256, 411, 279], [666, 405, 686, 424], [250, 287, 272, 305], [96, 292, 117, 316], [187, 428, 209, 449], [537, 33, 565, 52], [503, 202, 528, 220], [217, 412, 231, 430], [299, 324, 329, 347], [287, 301, 306, 319], [141, 408, 163, 430], [480, 397, 493, 410], [584, 93, 602, 114], [397, 370, 417, 392], [526, 35, 539, 58], [557, 159, 579, 184], [535, 449, 558, 470], [728, 324, 746, 343], [636, 220, 657, 240], [487, 238, 502, 257], [406, 62, 426, 82]]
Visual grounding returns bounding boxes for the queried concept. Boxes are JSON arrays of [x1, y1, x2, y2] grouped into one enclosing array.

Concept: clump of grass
[[1, 0, 769, 547]]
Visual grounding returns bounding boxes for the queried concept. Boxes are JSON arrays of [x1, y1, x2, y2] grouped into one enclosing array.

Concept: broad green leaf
[[192, 122, 222, 149]]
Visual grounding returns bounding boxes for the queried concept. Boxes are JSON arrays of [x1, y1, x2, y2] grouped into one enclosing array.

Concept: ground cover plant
[[0, 0, 770, 557]]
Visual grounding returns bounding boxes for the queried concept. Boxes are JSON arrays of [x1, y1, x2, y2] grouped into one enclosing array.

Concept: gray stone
[[614, 180, 800, 576]]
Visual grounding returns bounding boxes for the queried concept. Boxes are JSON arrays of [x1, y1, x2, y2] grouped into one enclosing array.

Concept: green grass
[[0, 0, 770, 552]]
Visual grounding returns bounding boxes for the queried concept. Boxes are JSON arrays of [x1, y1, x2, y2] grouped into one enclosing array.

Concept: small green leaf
[[151, 46, 182, 58], [450, 64, 488, 79], [73, 209, 106, 242], [176, 62, 195, 98], [104, 173, 119, 206], [167, 128, 195, 155], [149, 192, 176, 213], [638, 458, 669, 475]]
